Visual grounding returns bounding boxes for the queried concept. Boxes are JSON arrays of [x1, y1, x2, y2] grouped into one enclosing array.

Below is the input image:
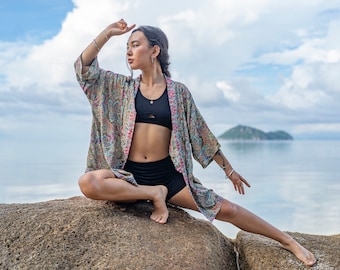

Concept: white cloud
[[265, 57, 340, 110], [216, 81, 240, 102], [1, 0, 340, 139], [266, 64, 329, 109], [262, 18, 340, 111]]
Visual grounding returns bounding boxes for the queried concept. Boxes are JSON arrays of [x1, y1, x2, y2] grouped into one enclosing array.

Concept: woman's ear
[[152, 45, 160, 58]]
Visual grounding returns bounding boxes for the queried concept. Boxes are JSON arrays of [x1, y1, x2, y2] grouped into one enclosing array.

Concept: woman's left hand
[[228, 171, 251, 195]]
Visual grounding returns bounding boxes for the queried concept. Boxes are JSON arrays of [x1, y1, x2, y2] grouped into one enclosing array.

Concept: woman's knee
[[78, 171, 101, 198], [216, 199, 239, 220]]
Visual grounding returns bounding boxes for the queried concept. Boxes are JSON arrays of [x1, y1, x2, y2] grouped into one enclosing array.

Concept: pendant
[[150, 100, 153, 104]]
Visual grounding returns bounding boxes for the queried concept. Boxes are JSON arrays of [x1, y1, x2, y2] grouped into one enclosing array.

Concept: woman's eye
[[127, 44, 139, 50]]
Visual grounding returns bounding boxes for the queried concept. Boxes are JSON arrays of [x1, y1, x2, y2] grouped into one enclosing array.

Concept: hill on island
[[218, 125, 293, 140]]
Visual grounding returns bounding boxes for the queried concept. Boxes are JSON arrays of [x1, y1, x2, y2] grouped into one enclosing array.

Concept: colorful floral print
[[74, 56, 223, 221]]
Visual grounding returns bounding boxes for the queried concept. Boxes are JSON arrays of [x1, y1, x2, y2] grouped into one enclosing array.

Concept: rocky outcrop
[[219, 125, 293, 140], [0, 197, 235, 269], [1, 197, 339, 269], [235, 231, 340, 270]]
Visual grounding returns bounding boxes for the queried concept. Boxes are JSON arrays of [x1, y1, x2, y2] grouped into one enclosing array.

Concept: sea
[[1, 139, 339, 239]]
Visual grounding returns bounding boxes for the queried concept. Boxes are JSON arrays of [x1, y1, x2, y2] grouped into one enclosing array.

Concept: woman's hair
[[132, 26, 171, 77]]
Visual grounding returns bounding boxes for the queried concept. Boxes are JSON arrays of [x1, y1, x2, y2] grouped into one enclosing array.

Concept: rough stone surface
[[0, 197, 236, 270], [1, 197, 339, 270], [235, 230, 340, 270]]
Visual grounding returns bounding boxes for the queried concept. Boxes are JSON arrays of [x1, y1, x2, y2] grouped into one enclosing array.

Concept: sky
[[1, 0, 340, 144]]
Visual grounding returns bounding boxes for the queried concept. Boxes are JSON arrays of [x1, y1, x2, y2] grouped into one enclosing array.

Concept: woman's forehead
[[127, 31, 147, 44]]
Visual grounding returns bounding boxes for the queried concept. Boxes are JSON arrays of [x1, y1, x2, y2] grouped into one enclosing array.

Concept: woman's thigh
[[168, 187, 199, 211], [86, 169, 116, 180], [78, 169, 137, 202]]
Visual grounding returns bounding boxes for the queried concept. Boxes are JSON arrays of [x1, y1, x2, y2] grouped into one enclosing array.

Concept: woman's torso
[[128, 123, 171, 162], [128, 87, 171, 162]]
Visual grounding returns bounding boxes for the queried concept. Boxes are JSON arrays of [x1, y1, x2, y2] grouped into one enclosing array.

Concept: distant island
[[218, 125, 293, 140]]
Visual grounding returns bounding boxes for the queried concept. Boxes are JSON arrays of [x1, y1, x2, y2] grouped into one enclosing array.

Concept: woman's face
[[126, 31, 153, 71]]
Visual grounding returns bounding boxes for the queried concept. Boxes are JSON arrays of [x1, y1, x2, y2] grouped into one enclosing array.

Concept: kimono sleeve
[[74, 55, 129, 106], [185, 89, 221, 168], [74, 55, 101, 100]]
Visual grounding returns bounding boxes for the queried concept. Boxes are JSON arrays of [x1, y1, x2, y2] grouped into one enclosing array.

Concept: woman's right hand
[[80, 19, 135, 69], [105, 19, 136, 38]]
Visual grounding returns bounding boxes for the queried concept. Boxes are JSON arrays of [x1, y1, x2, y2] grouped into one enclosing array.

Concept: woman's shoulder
[[166, 77, 191, 95], [105, 71, 139, 89], [168, 77, 186, 88]]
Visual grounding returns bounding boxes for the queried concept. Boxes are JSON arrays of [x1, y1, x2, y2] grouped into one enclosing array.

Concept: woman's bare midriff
[[128, 123, 171, 162]]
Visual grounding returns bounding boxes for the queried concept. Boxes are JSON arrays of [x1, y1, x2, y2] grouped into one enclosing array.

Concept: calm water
[[1, 140, 339, 238]]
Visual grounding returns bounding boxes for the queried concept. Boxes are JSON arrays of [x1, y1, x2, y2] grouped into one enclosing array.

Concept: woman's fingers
[[231, 173, 250, 194], [107, 19, 136, 36]]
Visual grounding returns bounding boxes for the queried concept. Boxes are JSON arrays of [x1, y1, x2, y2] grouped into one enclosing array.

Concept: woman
[[74, 19, 316, 266]]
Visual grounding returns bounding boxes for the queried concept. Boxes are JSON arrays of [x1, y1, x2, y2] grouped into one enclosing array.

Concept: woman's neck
[[140, 63, 164, 86], [141, 71, 164, 87]]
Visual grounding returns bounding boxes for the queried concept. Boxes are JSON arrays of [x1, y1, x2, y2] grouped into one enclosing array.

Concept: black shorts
[[124, 156, 186, 200]]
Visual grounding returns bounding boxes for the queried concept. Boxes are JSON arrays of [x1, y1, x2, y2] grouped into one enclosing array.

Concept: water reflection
[[192, 140, 340, 238], [223, 140, 292, 154]]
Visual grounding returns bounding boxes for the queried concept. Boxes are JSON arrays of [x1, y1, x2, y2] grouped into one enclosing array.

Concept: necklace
[[141, 87, 157, 105], [141, 79, 165, 104], [148, 87, 158, 104]]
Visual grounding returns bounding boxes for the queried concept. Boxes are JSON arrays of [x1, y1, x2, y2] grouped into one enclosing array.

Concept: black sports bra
[[135, 88, 172, 130]]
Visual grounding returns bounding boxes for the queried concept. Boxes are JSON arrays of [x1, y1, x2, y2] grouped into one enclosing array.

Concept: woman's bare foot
[[150, 185, 168, 224], [280, 235, 317, 266]]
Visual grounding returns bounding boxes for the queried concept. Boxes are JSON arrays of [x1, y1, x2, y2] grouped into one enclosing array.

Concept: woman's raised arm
[[81, 19, 135, 72]]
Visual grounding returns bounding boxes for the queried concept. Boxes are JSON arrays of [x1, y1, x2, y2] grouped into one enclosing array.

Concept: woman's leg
[[169, 187, 316, 266], [78, 169, 169, 224]]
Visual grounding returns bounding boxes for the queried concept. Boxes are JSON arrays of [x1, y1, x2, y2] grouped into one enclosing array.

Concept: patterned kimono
[[74, 56, 223, 221]]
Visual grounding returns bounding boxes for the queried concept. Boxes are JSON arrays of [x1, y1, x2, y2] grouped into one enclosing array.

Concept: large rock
[[0, 197, 236, 269], [1, 197, 339, 269], [235, 231, 340, 270]]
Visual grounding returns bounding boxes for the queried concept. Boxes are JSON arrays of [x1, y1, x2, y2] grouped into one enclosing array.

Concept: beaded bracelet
[[216, 149, 234, 179], [93, 39, 100, 51], [220, 165, 234, 179]]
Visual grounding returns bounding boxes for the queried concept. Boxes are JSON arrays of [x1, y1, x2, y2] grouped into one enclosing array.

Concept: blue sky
[[0, 0, 74, 41], [1, 0, 340, 143]]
